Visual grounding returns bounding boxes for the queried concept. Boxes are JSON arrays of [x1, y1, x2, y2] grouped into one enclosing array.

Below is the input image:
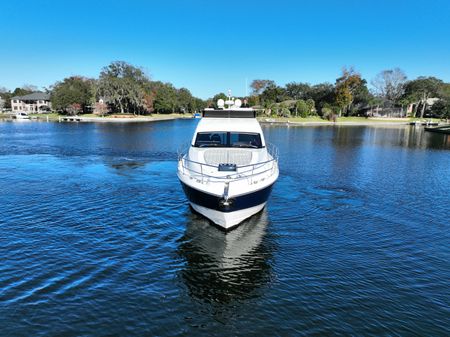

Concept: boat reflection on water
[[177, 209, 274, 304]]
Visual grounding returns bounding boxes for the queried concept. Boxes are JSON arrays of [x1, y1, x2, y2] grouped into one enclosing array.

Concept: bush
[[431, 99, 450, 119], [281, 107, 291, 117], [321, 107, 338, 121], [322, 107, 332, 120], [306, 99, 316, 115], [296, 100, 309, 117], [321, 103, 340, 120]]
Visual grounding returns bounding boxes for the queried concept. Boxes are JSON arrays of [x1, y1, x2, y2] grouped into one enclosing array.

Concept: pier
[[59, 116, 82, 122]]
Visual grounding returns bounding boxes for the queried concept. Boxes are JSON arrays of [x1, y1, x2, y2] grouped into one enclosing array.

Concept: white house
[[11, 92, 51, 113], [406, 97, 440, 115]]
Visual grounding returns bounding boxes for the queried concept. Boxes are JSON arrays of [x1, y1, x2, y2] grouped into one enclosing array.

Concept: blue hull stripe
[[180, 181, 274, 213]]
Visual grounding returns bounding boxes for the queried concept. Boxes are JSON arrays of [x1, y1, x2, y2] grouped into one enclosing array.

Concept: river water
[[0, 120, 449, 336]]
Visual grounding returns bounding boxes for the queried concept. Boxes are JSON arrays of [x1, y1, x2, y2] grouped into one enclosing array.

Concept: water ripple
[[0, 121, 449, 336]]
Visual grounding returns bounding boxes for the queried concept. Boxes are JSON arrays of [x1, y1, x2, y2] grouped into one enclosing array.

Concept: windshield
[[194, 132, 262, 148]]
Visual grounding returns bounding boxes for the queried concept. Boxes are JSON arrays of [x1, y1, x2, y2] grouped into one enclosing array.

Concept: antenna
[[245, 78, 248, 97], [225, 90, 234, 108], [218, 90, 246, 109]]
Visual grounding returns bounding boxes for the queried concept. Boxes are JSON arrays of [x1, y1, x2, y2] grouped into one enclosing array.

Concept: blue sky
[[1, 0, 450, 98]]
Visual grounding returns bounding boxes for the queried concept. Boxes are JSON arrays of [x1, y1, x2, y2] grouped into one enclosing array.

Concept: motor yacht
[[177, 95, 279, 230]]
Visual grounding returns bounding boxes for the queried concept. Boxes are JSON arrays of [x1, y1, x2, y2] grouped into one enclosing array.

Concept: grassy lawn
[[258, 116, 444, 123], [77, 113, 190, 118], [3, 112, 444, 125], [407, 117, 442, 122], [29, 113, 60, 120], [78, 113, 99, 118], [339, 117, 407, 123], [258, 116, 325, 122], [152, 113, 191, 118]]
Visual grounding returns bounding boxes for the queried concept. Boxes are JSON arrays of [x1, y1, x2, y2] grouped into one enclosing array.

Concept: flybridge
[[202, 109, 256, 118], [203, 91, 256, 118]]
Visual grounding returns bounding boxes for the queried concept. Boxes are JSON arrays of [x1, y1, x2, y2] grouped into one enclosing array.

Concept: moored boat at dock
[[13, 112, 30, 120]]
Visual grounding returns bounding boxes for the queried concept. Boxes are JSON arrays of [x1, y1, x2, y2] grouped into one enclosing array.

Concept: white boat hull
[[190, 202, 267, 230]]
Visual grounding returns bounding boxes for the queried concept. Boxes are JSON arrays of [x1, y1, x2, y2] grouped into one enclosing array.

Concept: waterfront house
[[11, 92, 52, 113], [407, 98, 439, 116], [93, 97, 109, 115]]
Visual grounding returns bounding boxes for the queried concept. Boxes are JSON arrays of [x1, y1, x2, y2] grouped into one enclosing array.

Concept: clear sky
[[1, 0, 450, 98]]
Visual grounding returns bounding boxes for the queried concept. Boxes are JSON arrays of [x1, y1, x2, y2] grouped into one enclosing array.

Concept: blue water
[[0, 120, 449, 336]]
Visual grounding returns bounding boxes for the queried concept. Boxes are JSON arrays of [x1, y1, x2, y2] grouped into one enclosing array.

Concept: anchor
[[219, 182, 233, 209]]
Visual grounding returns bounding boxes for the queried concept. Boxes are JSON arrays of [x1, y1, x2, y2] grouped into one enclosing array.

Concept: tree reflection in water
[[177, 209, 275, 305]]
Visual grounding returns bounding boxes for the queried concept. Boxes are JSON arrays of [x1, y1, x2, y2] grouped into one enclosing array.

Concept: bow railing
[[178, 143, 278, 185]]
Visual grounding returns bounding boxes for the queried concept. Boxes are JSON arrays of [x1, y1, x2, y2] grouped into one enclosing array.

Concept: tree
[[177, 88, 194, 113], [145, 81, 205, 114], [51, 76, 95, 114], [143, 80, 164, 113], [11, 87, 33, 97], [295, 100, 309, 117], [246, 95, 259, 107], [285, 82, 311, 100], [97, 61, 150, 114], [210, 93, 227, 108], [193, 97, 207, 112], [349, 79, 373, 116], [0, 87, 9, 109], [335, 67, 363, 116], [440, 83, 450, 100], [0, 87, 35, 109], [250, 80, 275, 95], [371, 68, 407, 105], [66, 103, 82, 115], [402, 77, 443, 118], [335, 86, 352, 116], [249, 80, 276, 107], [143, 91, 155, 114], [308, 83, 335, 115], [260, 83, 288, 105], [95, 100, 108, 116], [430, 99, 450, 119], [306, 99, 316, 115], [153, 82, 178, 113]]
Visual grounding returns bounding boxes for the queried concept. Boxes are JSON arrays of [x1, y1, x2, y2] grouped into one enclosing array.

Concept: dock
[[59, 116, 82, 122]]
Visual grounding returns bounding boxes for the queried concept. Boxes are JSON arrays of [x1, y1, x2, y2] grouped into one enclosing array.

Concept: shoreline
[[0, 113, 191, 123], [58, 115, 187, 123], [258, 117, 447, 127], [259, 120, 412, 126], [0, 113, 447, 127]]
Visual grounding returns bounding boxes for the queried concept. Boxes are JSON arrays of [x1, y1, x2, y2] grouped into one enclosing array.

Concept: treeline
[[0, 85, 39, 107], [1, 63, 450, 119], [246, 68, 450, 119], [1, 61, 207, 115]]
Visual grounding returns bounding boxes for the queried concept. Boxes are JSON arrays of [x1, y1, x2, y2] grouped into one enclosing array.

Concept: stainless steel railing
[[178, 143, 278, 184]]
